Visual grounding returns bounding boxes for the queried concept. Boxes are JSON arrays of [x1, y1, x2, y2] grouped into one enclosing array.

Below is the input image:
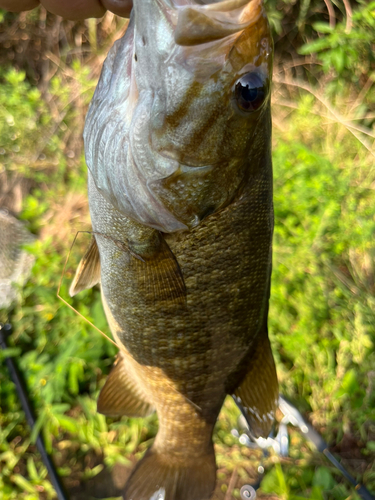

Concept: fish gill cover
[[84, 0, 271, 234]]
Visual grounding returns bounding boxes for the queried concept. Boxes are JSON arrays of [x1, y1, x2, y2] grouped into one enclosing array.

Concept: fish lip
[[196, 0, 261, 13], [172, 0, 265, 46], [165, 0, 262, 12]]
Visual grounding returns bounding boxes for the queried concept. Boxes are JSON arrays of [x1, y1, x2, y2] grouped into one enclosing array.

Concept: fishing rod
[[234, 395, 375, 500], [0, 208, 69, 499], [0, 322, 70, 500]]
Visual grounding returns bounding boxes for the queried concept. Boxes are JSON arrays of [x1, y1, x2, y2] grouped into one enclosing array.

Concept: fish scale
[[70, 0, 278, 497], [88, 155, 272, 403]]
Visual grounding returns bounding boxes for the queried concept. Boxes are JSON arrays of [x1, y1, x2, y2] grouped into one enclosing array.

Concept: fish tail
[[122, 444, 216, 500]]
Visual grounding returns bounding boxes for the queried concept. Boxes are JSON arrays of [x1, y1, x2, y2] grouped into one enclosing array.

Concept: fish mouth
[[169, 0, 260, 10], [172, 0, 264, 46]]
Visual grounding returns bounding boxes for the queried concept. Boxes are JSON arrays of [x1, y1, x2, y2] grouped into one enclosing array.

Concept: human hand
[[0, 0, 132, 19]]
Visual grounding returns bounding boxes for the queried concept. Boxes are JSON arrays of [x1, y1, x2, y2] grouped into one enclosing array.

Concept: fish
[[70, 0, 277, 498]]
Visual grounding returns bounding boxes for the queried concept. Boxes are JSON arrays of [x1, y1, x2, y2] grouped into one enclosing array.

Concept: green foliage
[[260, 461, 360, 500], [270, 96, 375, 437], [1, 3, 374, 499], [299, 2, 375, 82], [0, 59, 96, 190], [264, 69, 375, 497], [264, 0, 365, 39], [0, 68, 44, 170]]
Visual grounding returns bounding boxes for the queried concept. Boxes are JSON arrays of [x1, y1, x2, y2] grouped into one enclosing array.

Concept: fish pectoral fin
[[133, 235, 186, 306], [97, 352, 154, 418], [69, 237, 101, 297], [233, 332, 278, 438]]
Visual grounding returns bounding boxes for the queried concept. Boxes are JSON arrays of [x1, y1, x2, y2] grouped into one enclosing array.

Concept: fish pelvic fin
[[69, 236, 101, 297], [233, 332, 278, 438], [97, 352, 154, 417], [123, 444, 216, 500]]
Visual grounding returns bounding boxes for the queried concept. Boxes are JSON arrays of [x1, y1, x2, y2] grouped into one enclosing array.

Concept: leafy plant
[[0, 2, 374, 499], [299, 1, 375, 83]]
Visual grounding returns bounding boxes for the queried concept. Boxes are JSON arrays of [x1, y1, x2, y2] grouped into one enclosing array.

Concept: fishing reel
[[233, 395, 375, 500]]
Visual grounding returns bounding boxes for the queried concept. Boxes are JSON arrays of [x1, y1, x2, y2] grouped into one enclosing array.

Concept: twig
[[224, 467, 238, 500], [348, 74, 374, 115], [273, 77, 375, 156], [274, 98, 375, 130], [273, 57, 321, 74], [323, 0, 336, 29], [342, 0, 353, 33]]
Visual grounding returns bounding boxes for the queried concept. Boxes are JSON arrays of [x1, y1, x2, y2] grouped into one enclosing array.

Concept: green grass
[[265, 93, 375, 499], [0, 6, 374, 499]]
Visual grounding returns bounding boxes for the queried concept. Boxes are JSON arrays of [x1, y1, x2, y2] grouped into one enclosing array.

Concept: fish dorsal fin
[[97, 352, 154, 417], [233, 332, 278, 438], [69, 237, 101, 297]]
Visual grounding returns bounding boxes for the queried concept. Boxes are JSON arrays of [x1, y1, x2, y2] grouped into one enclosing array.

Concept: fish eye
[[233, 72, 268, 113]]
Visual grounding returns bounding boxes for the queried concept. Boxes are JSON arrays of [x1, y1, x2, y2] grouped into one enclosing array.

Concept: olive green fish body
[[71, 0, 278, 497], [85, 124, 275, 496]]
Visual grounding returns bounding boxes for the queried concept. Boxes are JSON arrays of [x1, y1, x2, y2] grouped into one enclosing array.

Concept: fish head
[[84, 0, 273, 232]]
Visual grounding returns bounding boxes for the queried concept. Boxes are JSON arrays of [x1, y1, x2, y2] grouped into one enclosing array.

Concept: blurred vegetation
[[0, 1, 374, 499]]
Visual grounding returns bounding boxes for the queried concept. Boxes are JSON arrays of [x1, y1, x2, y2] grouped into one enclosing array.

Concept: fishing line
[[57, 230, 119, 349], [58, 230, 202, 413], [234, 395, 375, 500], [57, 227, 150, 349]]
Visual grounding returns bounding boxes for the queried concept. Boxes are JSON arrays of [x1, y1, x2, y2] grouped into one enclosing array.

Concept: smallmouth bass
[[70, 0, 277, 498]]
